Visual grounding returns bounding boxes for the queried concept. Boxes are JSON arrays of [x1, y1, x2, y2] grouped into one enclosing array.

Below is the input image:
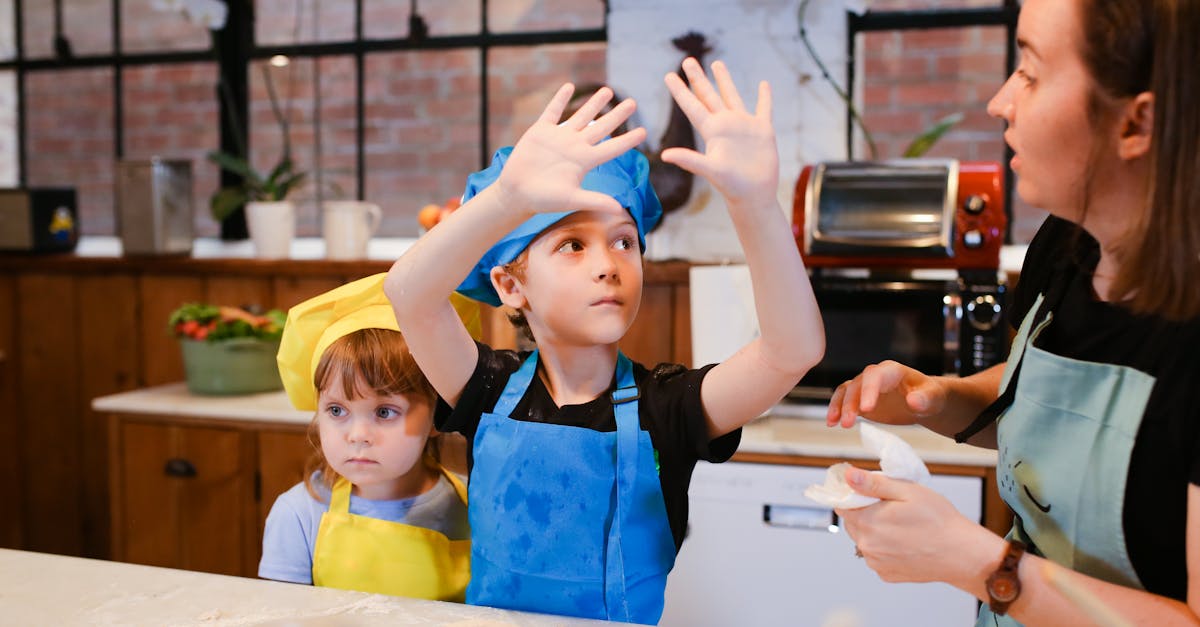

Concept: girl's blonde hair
[[302, 327, 441, 501]]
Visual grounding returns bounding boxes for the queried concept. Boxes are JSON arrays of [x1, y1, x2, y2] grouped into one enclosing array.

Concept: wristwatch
[[986, 539, 1027, 615]]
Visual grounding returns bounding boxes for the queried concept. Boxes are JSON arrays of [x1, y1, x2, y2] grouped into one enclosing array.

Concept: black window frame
[[0, 0, 608, 237], [846, 2, 1020, 242]]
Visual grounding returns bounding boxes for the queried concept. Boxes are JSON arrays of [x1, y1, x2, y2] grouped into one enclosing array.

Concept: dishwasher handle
[[762, 503, 840, 532]]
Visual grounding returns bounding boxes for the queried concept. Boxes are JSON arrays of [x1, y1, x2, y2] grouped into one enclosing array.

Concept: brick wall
[[7, 1, 1043, 242], [855, 0, 1046, 241]]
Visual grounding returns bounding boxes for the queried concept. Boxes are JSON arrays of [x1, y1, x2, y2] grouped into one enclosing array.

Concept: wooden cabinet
[[107, 414, 309, 578], [0, 253, 692, 561]]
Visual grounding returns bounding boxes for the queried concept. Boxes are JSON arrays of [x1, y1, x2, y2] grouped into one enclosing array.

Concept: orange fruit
[[417, 204, 441, 230]]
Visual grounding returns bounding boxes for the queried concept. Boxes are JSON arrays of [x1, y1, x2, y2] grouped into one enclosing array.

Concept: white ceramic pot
[[245, 200, 296, 259]]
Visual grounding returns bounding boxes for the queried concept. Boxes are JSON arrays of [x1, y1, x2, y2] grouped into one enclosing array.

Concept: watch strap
[[986, 539, 1027, 615]]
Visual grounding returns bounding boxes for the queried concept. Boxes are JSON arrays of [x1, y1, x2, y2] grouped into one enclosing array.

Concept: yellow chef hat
[[277, 273, 481, 411]]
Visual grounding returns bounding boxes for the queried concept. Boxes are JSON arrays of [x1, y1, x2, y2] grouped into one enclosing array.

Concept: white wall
[[608, 0, 854, 262]]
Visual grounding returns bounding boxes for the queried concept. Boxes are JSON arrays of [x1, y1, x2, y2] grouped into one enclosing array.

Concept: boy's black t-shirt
[[433, 341, 741, 551], [1011, 215, 1200, 601]]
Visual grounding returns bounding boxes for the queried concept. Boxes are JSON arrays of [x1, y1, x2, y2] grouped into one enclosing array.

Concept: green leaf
[[207, 150, 264, 187], [167, 302, 220, 332], [209, 186, 247, 222], [903, 112, 964, 158], [265, 157, 294, 185], [275, 171, 307, 198]]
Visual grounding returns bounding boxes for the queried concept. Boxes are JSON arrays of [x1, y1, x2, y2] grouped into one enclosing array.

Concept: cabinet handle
[[762, 504, 838, 532], [164, 458, 197, 478]]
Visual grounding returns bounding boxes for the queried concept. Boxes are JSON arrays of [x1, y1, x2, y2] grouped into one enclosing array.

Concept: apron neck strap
[[330, 477, 352, 512], [494, 350, 539, 417], [955, 259, 1073, 443]]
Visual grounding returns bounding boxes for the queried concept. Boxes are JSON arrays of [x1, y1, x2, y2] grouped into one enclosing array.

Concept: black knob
[[164, 458, 197, 478], [966, 295, 1001, 330], [963, 194, 987, 215]]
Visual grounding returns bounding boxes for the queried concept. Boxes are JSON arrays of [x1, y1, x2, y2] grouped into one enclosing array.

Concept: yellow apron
[[311, 468, 471, 600]]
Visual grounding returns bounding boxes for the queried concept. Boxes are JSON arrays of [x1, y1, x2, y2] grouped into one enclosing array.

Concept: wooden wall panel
[[76, 275, 140, 559], [17, 273, 82, 555], [271, 276, 346, 312], [0, 275, 22, 549], [205, 276, 272, 314], [139, 275, 204, 386]]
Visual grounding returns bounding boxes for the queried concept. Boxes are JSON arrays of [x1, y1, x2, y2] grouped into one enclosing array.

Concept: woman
[[825, 0, 1200, 624]]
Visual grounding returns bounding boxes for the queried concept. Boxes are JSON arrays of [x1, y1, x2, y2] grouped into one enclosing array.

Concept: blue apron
[[959, 278, 1152, 626], [466, 350, 676, 624]]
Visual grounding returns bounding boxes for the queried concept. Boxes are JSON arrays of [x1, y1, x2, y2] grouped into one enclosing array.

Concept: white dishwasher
[[661, 460, 982, 627]]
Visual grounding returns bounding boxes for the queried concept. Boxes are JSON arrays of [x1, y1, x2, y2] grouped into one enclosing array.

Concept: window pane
[[363, 0, 480, 40], [25, 68, 115, 235], [248, 56, 360, 237], [122, 0, 213, 53], [0, 71, 15, 185], [21, 0, 113, 60], [489, 0, 605, 33], [487, 43, 607, 150], [363, 50, 480, 237], [256, 0, 354, 46], [122, 62, 220, 236], [0, 0, 15, 60]]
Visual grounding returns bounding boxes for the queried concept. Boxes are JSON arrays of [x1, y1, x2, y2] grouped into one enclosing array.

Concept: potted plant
[[206, 58, 307, 258], [169, 303, 287, 395]]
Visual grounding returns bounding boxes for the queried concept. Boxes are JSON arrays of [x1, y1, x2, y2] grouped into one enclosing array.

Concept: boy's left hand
[[661, 58, 779, 213]]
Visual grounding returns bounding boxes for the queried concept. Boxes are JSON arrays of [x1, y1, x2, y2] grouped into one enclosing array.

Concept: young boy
[[385, 58, 823, 623]]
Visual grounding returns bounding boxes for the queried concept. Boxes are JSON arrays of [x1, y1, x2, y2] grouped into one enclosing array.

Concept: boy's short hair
[[455, 145, 662, 306]]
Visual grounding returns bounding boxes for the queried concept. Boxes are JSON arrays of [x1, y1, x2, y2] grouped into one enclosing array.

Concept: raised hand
[[661, 58, 779, 213], [494, 84, 647, 217], [826, 360, 947, 429]]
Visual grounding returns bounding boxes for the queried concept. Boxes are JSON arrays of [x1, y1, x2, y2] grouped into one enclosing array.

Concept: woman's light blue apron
[[466, 350, 676, 624], [959, 278, 1153, 627]]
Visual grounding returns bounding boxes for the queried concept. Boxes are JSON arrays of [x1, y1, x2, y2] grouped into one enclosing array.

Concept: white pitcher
[[323, 201, 382, 260]]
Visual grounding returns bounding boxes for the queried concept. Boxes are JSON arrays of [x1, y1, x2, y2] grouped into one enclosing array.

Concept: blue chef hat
[[454, 145, 663, 307]]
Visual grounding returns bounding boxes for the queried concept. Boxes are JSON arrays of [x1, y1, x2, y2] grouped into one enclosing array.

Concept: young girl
[[260, 273, 477, 601], [385, 59, 824, 623]]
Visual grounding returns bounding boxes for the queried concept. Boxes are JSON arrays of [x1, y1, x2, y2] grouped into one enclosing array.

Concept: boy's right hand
[[826, 360, 948, 429], [493, 84, 647, 218]]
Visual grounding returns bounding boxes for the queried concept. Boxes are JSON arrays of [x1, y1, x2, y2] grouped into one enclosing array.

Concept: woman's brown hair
[[302, 327, 441, 500], [1079, 0, 1200, 320]]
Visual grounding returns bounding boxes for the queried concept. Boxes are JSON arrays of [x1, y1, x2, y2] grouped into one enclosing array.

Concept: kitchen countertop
[[72, 235, 420, 261], [0, 548, 620, 626], [93, 383, 997, 468], [65, 236, 1029, 275]]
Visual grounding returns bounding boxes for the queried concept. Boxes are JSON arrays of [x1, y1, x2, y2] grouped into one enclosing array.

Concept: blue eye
[[326, 404, 347, 419], [376, 406, 402, 421]]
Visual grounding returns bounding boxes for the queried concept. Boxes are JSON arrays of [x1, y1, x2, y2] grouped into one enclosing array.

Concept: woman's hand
[[826, 360, 949, 429], [661, 58, 779, 214], [493, 84, 647, 218], [836, 466, 1002, 587]]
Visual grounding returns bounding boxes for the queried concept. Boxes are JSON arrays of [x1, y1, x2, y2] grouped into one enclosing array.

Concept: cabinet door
[[661, 461, 982, 627], [114, 419, 252, 576], [257, 430, 312, 545]]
